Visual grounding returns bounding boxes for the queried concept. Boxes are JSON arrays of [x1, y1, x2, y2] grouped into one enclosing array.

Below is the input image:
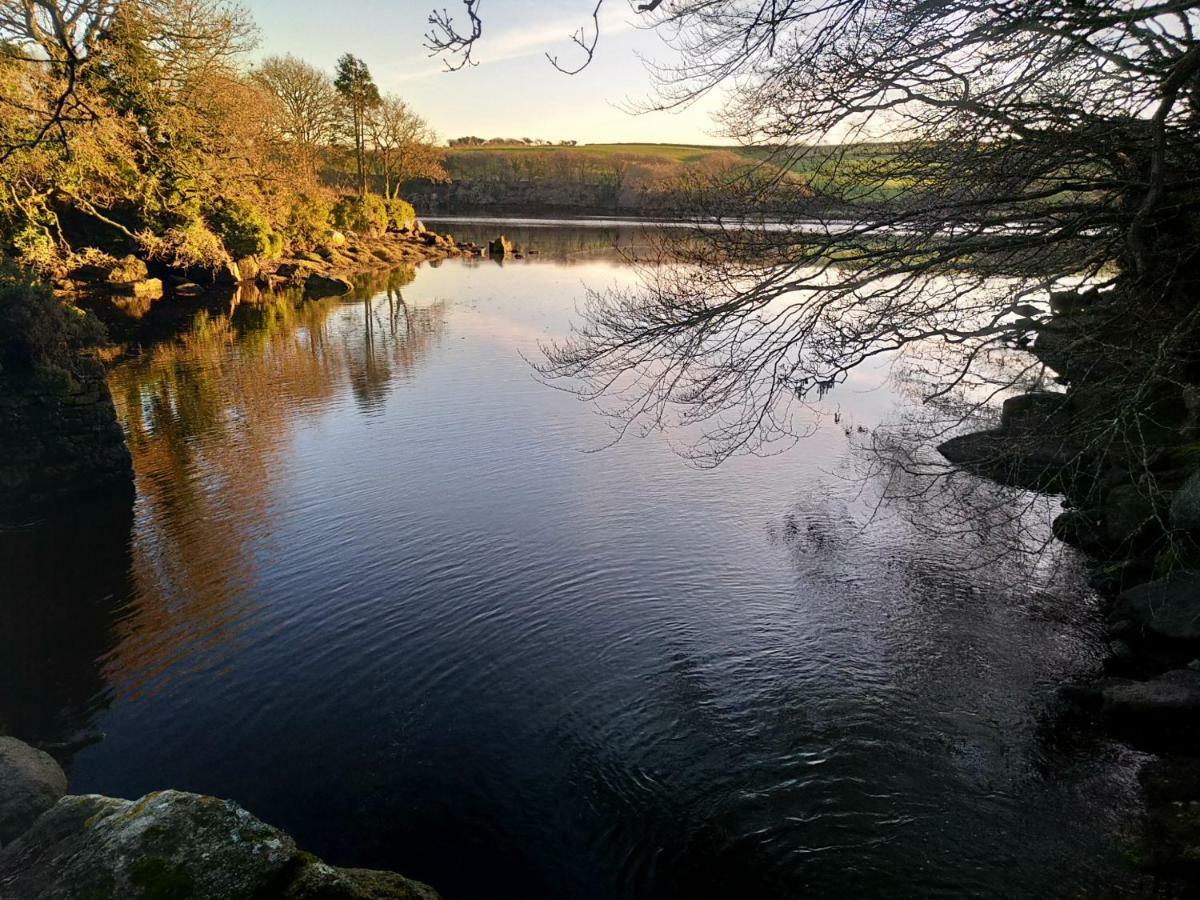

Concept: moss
[[129, 858, 195, 899]]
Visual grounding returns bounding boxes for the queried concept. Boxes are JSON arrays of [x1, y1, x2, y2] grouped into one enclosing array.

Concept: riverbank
[[938, 281, 1200, 893], [0, 223, 483, 512]]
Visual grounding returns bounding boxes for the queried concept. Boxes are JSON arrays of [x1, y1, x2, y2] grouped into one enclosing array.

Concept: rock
[[1107, 639, 1136, 663], [175, 282, 203, 296], [328, 231, 348, 247], [122, 278, 164, 300], [216, 258, 242, 285], [0, 737, 68, 845], [276, 261, 314, 282], [0, 790, 297, 899], [304, 273, 354, 298], [105, 255, 149, 286], [1102, 669, 1200, 722], [283, 856, 439, 900], [999, 391, 1067, 431], [1171, 470, 1200, 531], [939, 429, 1081, 492], [1112, 570, 1200, 641], [488, 236, 513, 258]]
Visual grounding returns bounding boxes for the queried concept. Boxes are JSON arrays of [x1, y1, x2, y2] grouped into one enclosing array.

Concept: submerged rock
[[304, 273, 354, 298], [1112, 570, 1200, 642], [0, 737, 68, 845]]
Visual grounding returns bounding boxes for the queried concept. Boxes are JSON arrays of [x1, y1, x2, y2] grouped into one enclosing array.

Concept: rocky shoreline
[[0, 736, 439, 899], [938, 283, 1200, 893]]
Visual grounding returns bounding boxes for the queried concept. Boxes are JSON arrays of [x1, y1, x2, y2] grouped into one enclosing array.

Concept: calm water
[[1, 223, 1142, 899]]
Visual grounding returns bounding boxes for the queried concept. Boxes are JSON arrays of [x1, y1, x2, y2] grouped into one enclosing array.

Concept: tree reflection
[[101, 268, 446, 699]]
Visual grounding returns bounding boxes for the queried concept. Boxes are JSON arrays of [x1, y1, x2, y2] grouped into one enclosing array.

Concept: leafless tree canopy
[[430, 1, 1200, 468]]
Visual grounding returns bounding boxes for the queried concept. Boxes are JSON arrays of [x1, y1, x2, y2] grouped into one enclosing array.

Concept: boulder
[[124, 278, 164, 300], [304, 273, 354, 298], [328, 230, 348, 247], [105, 255, 149, 286], [1101, 669, 1200, 724], [938, 429, 1081, 492], [999, 391, 1067, 432], [0, 737, 68, 845], [0, 790, 297, 899], [1171, 470, 1200, 531], [488, 236, 513, 258], [283, 857, 439, 900], [1112, 570, 1200, 642]]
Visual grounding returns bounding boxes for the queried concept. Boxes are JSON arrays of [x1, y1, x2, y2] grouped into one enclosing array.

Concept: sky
[[244, 0, 726, 145]]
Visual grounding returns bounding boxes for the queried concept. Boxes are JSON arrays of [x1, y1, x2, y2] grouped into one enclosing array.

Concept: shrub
[[140, 220, 227, 271], [203, 197, 282, 259], [383, 197, 416, 230], [286, 192, 333, 250], [331, 194, 388, 236], [9, 224, 58, 269], [0, 264, 106, 373]]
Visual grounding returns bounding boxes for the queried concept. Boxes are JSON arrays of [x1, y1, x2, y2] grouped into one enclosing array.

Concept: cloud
[[379, 3, 641, 86]]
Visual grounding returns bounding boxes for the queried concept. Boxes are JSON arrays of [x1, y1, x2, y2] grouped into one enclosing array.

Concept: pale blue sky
[[245, 0, 725, 145]]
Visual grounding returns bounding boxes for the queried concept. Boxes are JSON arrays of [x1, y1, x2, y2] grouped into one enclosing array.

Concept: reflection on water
[[1, 227, 1142, 899]]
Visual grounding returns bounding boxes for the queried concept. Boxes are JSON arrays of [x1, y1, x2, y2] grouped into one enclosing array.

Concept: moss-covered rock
[[0, 791, 297, 898], [0, 737, 68, 845]]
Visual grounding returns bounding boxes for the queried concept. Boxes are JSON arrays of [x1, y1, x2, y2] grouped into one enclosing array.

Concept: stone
[[999, 391, 1067, 431], [0, 790, 297, 899], [938, 429, 1081, 492], [283, 857, 440, 900], [0, 737, 68, 845], [174, 282, 203, 296], [1112, 570, 1200, 641], [105, 255, 149, 285], [1102, 669, 1200, 719], [328, 230, 348, 247], [488, 236, 514, 258], [124, 278, 164, 300], [1171, 469, 1200, 531], [304, 273, 354, 298]]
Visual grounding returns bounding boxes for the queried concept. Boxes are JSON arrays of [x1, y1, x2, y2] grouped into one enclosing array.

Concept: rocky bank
[[938, 281, 1200, 892]]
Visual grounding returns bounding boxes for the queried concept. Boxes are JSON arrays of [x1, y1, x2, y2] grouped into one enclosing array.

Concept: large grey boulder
[[0, 790, 297, 899], [0, 737, 68, 845], [1171, 470, 1200, 531], [1112, 570, 1200, 641], [0, 788, 442, 900]]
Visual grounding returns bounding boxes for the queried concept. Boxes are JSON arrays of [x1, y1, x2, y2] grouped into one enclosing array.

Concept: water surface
[[0, 223, 1141, 899]]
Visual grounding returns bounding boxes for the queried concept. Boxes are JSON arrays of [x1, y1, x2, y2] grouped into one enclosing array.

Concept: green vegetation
[[0, 2, 442, 285]]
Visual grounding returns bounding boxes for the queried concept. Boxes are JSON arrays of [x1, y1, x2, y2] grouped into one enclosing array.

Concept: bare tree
[[427, 0, 1200, 573], [0, 0, 118, 158], [254, 53, 338, 179], [366, 93, 447, 199]]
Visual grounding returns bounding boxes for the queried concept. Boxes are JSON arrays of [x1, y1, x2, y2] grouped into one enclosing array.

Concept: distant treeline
[[404, 143, 823, 216], [403, 142, 908, 216]]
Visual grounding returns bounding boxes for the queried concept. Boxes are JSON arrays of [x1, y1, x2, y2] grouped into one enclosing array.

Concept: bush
[[383, 197, 416, 230], [0, 264, 106, 373], [286, 193, 333, 250], [140, 219, 227, 271], [203, 197, 282, 259], [331, 194, 388, 236]]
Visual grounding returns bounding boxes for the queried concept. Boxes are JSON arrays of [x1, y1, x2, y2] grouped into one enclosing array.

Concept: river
[[0, 220, 1143, 899]]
